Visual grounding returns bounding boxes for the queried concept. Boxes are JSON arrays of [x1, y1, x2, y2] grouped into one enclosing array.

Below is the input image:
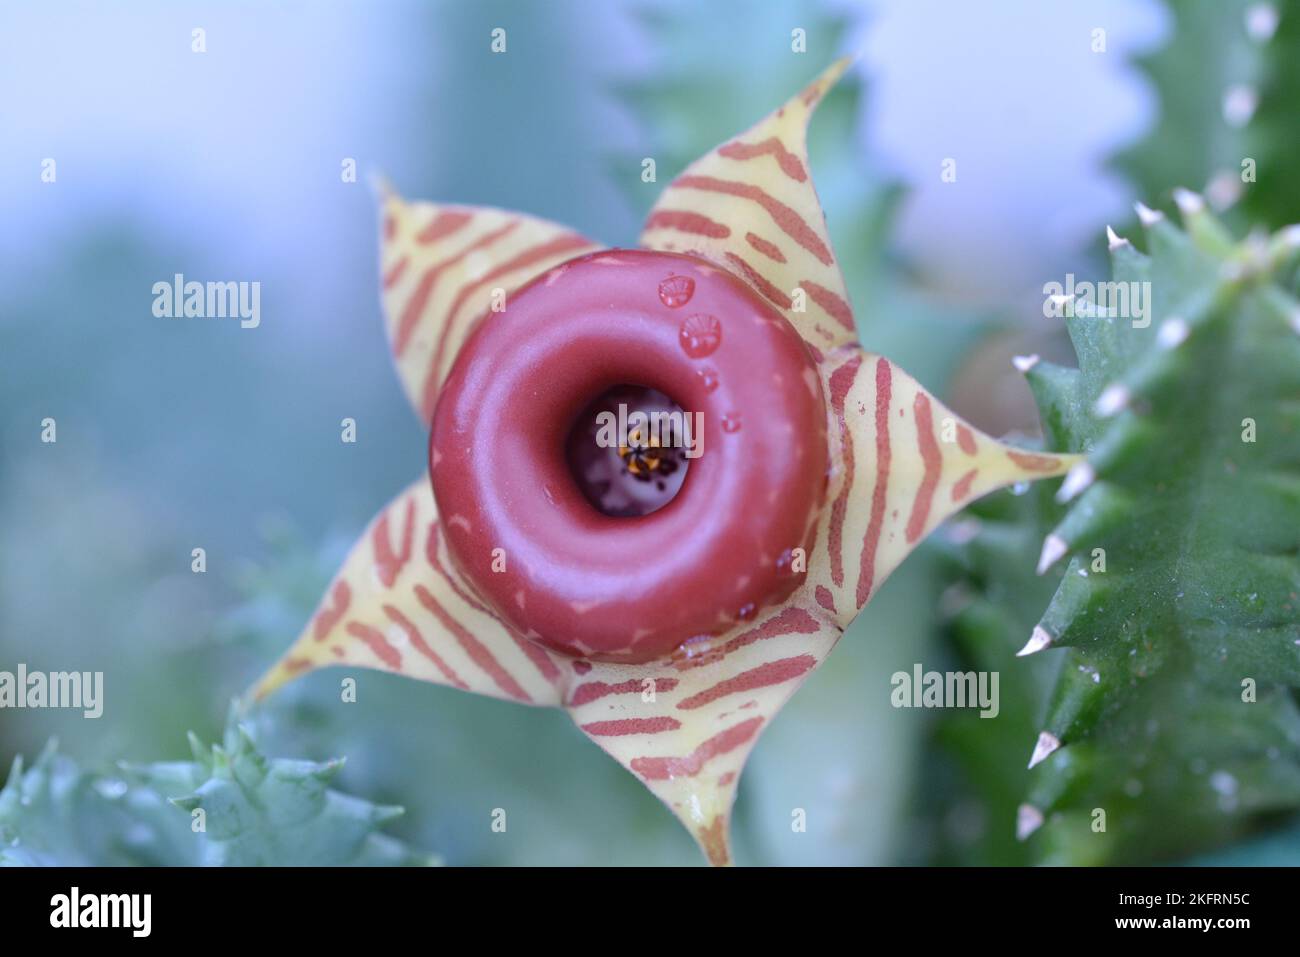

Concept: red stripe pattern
[[420, 232, 593, 420], [858, 357, 893, 608], [645, 209, 732, 238], [256, 62, 1081, 869], [674, 175, 832, 265], [254, 473, 848, 868], [718, 137, 808, 181], [904, 391, 942, 544], [745, 231, 787, 263], [254, 480, 565, 708], [256, 358, 1076, 870], [641, 59, 859, 356], [805, 350, 1078, 629], [568, 602, 840, 867], [378, 191, 600, 425]]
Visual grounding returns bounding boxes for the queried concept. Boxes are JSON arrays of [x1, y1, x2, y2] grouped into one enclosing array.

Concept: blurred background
[[2, 0, 1293, 864]]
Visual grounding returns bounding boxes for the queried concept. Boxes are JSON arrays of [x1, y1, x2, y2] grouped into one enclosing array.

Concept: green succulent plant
[[0, 712, 435, 867], [940, 199, 1300, 865], [919, 484, 1063, 865], [612, 0, 988, 386], [0, 743, 195, 867], [1112, 0, 1300, 230], [618, 1, 1300, 865], [1018, 199, 1300, 862], [923, 0, 1300, 865]]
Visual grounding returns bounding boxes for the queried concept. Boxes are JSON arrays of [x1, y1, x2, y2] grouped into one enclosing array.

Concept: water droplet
[[775, 548, 794, 573], [1011, 481, 1031, 496], [722, 413, 742, 434], [672, 634, 719, 664], [697, 367, 719, 393], [679, 313, 722, 358], [658, 274, 695, 309], [737, 603, 756, 621]]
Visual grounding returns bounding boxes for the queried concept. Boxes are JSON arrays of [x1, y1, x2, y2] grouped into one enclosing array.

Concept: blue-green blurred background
[[2, 0, 1218, 865]]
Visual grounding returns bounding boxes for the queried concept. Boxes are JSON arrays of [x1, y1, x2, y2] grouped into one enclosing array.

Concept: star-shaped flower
[[251, 60, 1076, 865]]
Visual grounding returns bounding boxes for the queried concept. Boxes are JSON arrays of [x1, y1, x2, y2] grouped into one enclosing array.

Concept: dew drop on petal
[[679, 313, 722, 358], [658, 274, 695, 309]]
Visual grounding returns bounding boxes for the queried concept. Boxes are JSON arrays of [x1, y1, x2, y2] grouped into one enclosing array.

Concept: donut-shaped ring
[[429, 249, 829, 663]]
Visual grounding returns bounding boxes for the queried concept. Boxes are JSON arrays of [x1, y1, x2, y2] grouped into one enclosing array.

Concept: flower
[[250, 59, 1076, 865]]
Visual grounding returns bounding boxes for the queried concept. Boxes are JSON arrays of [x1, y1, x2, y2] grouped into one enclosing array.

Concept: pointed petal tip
[[245, 662, 297, 705], [1106, 225, 1129, 250], [800, 56, 856, 113], [1035, 530, 1070, 576], [1134, 201, 1164, 227], [822, 54, 858, 85], [1055, 461, 1095, 504], [642, 56, 858, 354], [369, 172, 397, 204], [1011, 353, 1040, 373], [1016, 803, 1045, 841], [1017, 625, 1054, 657], [1027, 730, 1062, 769], [696, 812, 735, 867]]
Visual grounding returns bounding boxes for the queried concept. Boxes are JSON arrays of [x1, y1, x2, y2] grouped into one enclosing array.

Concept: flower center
[[565, 384, 692, 517]]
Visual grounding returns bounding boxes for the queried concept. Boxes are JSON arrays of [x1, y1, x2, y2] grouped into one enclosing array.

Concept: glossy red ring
[[429, 249, 828, 663]]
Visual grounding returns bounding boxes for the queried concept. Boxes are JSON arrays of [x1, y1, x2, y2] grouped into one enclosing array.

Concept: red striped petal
[[641, 59, 858, 356]]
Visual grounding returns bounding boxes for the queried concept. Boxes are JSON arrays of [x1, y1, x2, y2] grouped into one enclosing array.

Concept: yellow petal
[[379, 189, 600, 424], [253, 352, 1074, 868], [249, 478, 566, 707], [251, 482, 845, 868], [807, 347, 1081, 627], [565, 606, 842, 866], [640, 58, 858, 356]]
